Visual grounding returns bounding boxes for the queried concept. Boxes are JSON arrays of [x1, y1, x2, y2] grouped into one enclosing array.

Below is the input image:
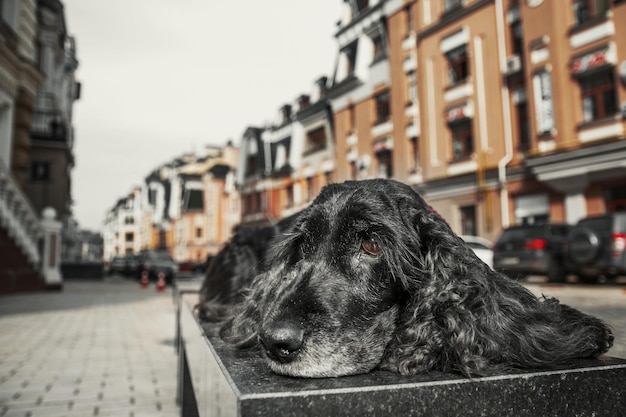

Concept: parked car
[[192, 255, 215, 275], [125, 254, 140, 277], [566, 212, 626, 283], [493, 223, 572, 282], [109, 256, 127, 275], [460, 235, 493, 269], [136, 250, 178, 284]]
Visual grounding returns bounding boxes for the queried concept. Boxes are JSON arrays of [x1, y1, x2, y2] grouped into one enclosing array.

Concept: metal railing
[[0, 158, 43, 266]]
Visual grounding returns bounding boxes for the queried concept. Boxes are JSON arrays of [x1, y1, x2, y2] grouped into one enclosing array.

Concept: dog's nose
[[259, 321, 304, 363]]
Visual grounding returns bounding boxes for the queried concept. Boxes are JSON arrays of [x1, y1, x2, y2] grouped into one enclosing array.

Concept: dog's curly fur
[[198, 179, 614, 378]]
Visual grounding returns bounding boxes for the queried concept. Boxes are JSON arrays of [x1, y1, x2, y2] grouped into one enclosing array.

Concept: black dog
[[196, 214, 298, 321], [200, 179, 614, 378]]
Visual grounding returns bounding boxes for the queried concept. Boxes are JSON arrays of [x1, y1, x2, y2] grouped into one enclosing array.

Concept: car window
[[613, 214, 626, 231], [549, 226, 570, 237], [497, 228, 540, 242], [578, 217, 611, 233], [155, 252, 175, 262]]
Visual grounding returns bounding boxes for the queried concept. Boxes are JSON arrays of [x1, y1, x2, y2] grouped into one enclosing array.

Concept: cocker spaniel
[[198, 179, 614, 378]]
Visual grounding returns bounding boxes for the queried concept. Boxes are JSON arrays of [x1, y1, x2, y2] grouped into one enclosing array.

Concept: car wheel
[[568, 228, 601, 264]]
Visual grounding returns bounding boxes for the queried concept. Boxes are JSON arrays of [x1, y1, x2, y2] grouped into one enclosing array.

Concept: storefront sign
[[445, 103, 473, 124], [571, 49, 609, 74], [373, 137, 392, 153], [533, 71, 554, 134]]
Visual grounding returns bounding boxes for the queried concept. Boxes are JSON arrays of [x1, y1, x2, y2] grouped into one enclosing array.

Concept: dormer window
[[372, 34, 386, 63], [343, 42, 358, 78], [304, 127, 327, 155], [245, 139, 259, 178], [297, 95, 310, 110], [280, 104, 292, 124], [352, 0, 369, 16], [444, 0, 463, 12]]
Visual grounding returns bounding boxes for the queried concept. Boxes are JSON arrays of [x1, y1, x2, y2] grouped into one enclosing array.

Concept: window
[[406, 5, 414, 34], [573, 0, 610, 26], [306, 177, 314, 202], [243, 192, 262, 215], [30, 161, 51, 181], [444, 0, 463, 11], [450, 120, 474, 161], [376, 150, 393, 179], [148, 189, 157, 205], [460, 206, 476, 236], [447, 46, 469, 85], [182, 189, 204, 212], [195, 227, 203, 239], [515, 101, 530, 150], [343, 43, 358, 78], [350, 160, 358, 180], [325, 170, 333, 186], [510, 21, 523, 56], [372, 35, 386, 63], [375, 91, 391, 124], [515, 194, 549, 225], [304, 127, 327, 155], [285, 184, 294, 208], [580, 70, 617, 123], [409, 137, 420, 172], [348, 103, 356, 132], [354, 0, 369, 15], [125, 232, 134, 242], [407, 70, 417, 104], [245, 155, 258, 177]]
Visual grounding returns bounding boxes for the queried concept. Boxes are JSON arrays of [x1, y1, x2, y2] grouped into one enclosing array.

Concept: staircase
[[0, 159, 45, 294]]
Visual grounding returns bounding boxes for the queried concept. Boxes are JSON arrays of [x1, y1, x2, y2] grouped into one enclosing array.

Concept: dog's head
[[222, 179, 479, 377]]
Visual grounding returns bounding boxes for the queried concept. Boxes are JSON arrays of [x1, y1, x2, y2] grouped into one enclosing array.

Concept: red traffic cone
[[140, 270, 149, 288], [156, 272, 166, 292]]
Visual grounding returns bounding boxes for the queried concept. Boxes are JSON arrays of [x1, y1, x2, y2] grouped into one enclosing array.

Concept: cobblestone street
[[0, 278, 179, 417]]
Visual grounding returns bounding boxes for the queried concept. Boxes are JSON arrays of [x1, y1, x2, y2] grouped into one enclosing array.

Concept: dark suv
[[566, 213, 626, 283], [135, 250, 178, 284], [493, 223, 572, 282]]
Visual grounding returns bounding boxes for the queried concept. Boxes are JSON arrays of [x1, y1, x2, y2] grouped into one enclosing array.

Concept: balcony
[[31, 110, 68, 143], [371, 120, 393, 138]]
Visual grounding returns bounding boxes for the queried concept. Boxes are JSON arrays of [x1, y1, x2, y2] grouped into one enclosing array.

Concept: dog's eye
[[361, 237, 381, 256]]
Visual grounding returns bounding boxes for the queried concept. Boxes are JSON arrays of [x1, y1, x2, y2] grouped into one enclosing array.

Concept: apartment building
[[237, 77, 335, 225], [1, 0, 81, 293], [103, 143, 240, 263], [26, 0, 81, 224], [102, 187, 142, 261], [326, 0, 625, 241]]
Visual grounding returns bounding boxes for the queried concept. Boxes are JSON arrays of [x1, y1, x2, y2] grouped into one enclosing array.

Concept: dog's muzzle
[[259, 320, 304, 364]]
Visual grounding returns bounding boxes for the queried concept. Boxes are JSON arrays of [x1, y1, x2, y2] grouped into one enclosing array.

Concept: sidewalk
[[0, 277, 180, 417]]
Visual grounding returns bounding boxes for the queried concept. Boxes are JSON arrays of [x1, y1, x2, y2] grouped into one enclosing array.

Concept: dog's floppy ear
[[383, 184, 493, 375], [392, 184, 471, 288]]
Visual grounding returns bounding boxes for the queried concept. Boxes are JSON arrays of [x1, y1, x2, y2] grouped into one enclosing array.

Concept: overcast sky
[[64, 0, 343, 231]]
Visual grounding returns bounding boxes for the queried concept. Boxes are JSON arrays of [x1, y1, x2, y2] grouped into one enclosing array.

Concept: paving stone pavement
[[0, 278, 180, 417]]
